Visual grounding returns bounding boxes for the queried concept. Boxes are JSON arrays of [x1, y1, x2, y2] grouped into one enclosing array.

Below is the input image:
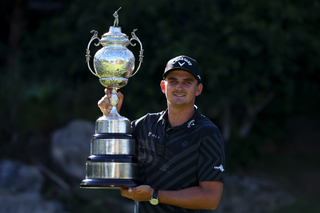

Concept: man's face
[[161, 70, 203, 108]]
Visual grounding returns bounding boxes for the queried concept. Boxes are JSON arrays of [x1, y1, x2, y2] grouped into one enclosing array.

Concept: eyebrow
[[167, 77, 195, 82]]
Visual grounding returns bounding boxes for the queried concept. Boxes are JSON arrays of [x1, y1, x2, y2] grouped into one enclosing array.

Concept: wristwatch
[[149, 189, 159, 205]]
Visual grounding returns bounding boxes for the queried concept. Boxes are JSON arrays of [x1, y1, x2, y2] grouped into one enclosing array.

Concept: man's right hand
[[98, 88, 124, 116]]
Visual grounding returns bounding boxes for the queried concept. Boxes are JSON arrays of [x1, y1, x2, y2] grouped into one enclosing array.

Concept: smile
[[173, 93, 186, 97]]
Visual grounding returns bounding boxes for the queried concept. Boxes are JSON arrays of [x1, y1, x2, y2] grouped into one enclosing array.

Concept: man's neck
[[167, 105, 195, 127]]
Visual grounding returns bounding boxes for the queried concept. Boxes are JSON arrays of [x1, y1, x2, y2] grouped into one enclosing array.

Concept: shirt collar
[[158, 105, 202, 132], [157, 109, 169, 129]]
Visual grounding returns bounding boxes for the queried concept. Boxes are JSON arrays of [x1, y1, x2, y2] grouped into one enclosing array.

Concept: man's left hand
[[120, 185, 154, 202]]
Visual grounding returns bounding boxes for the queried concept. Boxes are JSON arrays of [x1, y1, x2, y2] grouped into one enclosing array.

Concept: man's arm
[[120, 181, 223, 210]]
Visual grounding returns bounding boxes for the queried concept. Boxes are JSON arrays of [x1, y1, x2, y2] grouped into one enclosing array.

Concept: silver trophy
[[80, 7, 144, 189]]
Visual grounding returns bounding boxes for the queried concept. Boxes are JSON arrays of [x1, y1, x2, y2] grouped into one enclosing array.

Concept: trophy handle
[[85, 30, 101, 77], [129, 29, 144, 77]]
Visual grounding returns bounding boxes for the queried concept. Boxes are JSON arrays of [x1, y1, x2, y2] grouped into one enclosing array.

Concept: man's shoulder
[[195, 112, 221, 135], [139, 111, 163, 120], [131, 111, 164, 135], [132, 111, 164, 125]]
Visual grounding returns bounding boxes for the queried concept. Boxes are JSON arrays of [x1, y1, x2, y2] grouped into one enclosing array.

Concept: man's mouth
[[173, 93, 186, 97]]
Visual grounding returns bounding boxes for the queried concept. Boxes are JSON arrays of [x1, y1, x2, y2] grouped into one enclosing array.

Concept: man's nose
[[176, 82, 184, 90]]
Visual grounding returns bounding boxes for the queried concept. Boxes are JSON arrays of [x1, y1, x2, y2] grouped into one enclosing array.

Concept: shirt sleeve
[[130, 115, 146, 136], [197, 132, 225, 182]]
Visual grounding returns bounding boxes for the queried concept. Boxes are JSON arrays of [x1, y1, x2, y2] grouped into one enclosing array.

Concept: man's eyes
[[168, 80, 192, 84]]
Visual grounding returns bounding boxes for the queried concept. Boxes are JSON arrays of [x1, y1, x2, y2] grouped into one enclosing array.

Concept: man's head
[[163, 55, 201, 84], [161, 55, 203, 108]]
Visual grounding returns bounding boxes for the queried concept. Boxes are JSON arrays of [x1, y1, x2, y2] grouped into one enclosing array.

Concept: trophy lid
[[99, 7, 130, 47], [100, 27, 129, 46]]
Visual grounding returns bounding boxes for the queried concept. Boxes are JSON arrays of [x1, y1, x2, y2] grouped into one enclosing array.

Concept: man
[[98, 55, 225, 213]]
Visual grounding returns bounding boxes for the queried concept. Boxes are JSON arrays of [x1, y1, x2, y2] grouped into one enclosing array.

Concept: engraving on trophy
[[80, 7, 144, 189]]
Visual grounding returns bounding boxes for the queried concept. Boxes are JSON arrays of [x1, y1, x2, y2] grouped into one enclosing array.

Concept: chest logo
[[182, 141, 189, 147], [148, 132, 160, 139], [214, 165, 225, 172]]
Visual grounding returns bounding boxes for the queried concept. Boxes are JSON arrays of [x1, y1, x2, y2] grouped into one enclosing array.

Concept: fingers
[[104, 88, 112, 96], [117, 91, 124, 100], [120, 187, 132, 199], [97, 95, 110, 116], [116, 91, 124, 112], [98, 89, 124, 116], [120, 187, 134, 195]]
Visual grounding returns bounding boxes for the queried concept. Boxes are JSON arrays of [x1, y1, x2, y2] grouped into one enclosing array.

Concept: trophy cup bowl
[[80, 8, 144, 189]]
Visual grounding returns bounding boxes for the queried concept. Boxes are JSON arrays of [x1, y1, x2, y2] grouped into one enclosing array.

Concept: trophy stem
[[109, 105, 120, 117], [108, 89, 120, 117]]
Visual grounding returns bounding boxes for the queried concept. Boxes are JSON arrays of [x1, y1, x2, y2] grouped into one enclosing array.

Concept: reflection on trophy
[[80, 7, 144, 189]]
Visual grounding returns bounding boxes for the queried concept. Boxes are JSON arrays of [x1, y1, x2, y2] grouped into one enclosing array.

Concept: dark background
[[1, 0, 320, 212]]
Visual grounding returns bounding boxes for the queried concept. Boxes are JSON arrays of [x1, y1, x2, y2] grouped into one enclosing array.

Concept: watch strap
[[152, 189, 159, 199]]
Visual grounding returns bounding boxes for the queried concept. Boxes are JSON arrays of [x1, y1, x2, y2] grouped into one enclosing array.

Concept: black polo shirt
[[131, 106, 225, 213]]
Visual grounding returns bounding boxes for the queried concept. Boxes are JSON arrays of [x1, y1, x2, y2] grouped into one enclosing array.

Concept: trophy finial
[[113, 7, 121, 27]]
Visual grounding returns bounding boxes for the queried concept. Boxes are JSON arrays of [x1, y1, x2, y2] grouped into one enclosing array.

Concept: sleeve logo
[[214, 165, 225, 172]]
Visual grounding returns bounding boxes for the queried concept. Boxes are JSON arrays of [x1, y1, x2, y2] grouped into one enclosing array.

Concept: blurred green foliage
[[1, 0, 320, 168]]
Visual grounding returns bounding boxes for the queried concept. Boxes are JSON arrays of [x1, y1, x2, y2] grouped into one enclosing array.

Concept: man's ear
[[160, 80, 166, 94], [196, 83, 203, 96]]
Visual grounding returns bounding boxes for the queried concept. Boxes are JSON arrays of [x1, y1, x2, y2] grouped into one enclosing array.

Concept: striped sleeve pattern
[[198, 132, 225, 182]]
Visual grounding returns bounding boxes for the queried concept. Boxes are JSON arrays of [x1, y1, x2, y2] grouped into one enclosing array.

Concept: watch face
[[150, 198, 159, 205]]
